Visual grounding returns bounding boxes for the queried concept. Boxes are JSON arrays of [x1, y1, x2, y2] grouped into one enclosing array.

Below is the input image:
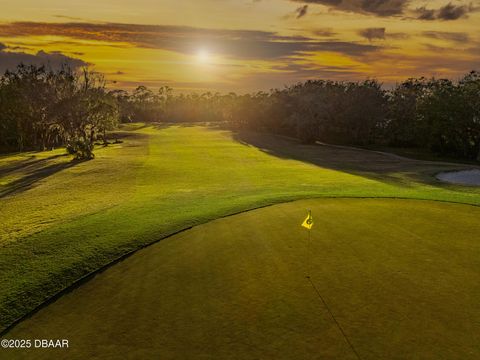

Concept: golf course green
[[1, 124, 480, 359], [3, 199, 480, 359]]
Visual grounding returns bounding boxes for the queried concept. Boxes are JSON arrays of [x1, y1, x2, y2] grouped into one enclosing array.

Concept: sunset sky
[[0, 0, 479, 92]]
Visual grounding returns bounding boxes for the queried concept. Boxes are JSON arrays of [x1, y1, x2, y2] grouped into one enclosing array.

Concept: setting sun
[[196, 49, 210, 64]]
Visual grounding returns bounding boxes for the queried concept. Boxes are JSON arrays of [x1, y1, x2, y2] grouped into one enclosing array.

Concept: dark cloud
[[296, 5, 309, 18], [293, 0, 477, 20], [358, 28, 386, 41], [414, 6, 436, 20], [437, 2, 474, 20], [422, 31, 470, 43], [413, 2, 476, 21], [358, 28, 411, 42], [291, 0, 408, 16], [311, 28, 337, 37], [421, 44, 451, 53], [0, 21, 380, 59], [0, 45, 87, 74]]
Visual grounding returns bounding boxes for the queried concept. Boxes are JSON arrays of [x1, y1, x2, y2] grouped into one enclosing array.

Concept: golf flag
[[301, 210, 314, 230]]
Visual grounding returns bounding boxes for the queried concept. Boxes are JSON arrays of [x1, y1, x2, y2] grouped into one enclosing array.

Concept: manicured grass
[[0, 134, 146, 245], [3, 199, 480, 359], [0, 123, 479, 333], [361, 144, 480, 165]]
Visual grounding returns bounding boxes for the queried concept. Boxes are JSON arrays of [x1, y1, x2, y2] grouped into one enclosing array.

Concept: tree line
[[1, 64, 479, 161], [0, 65, 118, 159], [224, 74, 480, 161]]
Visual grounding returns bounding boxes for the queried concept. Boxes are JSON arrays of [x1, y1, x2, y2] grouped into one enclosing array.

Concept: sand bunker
[[436, 169, 480, 186]]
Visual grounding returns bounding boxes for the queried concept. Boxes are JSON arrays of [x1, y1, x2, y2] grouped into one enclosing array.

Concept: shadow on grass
[[137, 122, 475, 190], [0, 158, 82, 199], [150, 122, 204, 130], [0, 154, 68, 176], [230, 130, 476, 189], [117, 122, 193, 133]]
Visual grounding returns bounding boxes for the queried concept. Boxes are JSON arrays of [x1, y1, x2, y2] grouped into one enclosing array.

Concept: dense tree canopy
[[0, 65, 118, 159], [0, 64, 479, 161]]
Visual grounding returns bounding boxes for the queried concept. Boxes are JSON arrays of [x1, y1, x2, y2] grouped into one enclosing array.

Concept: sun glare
[[197, 49, 209, 63]]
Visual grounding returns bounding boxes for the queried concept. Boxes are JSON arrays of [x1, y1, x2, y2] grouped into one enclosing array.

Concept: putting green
[[3, 198, 480, 359]]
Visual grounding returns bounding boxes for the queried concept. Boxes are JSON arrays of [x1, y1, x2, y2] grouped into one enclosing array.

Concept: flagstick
[[306, 228, 311, 279]]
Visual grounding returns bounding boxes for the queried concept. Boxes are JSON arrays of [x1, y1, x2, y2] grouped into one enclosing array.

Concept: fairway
[[3, 198, 480, 359], [1, 124, 480, 359]]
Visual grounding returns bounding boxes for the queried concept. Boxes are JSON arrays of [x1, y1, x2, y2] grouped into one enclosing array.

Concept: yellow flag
[[301, 210, 314, 230]]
